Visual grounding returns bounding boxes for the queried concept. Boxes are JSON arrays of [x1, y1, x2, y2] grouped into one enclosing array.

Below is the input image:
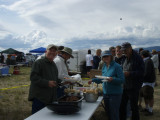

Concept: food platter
[[64, 77, 78, 83], [95, 75, 109, 80]]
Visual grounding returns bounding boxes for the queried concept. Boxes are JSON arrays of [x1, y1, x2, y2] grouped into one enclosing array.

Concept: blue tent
[[29, 47, 46, 53]]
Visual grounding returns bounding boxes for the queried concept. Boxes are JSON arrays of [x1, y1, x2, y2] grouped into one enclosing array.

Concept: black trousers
[[32, 98, 46, 114], [86, 66, 92, 72], [119, 89, 140, 120]]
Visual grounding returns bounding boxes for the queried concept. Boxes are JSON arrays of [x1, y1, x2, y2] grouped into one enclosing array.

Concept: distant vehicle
[[25, 54, 36, 62], [25, 54, 36, 66]]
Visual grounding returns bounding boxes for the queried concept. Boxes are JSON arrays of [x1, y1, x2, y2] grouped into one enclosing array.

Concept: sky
[[0, 0, 160, 53]]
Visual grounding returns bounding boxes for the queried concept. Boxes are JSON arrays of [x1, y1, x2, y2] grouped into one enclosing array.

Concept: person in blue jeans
[[92, 50, 125, 120]]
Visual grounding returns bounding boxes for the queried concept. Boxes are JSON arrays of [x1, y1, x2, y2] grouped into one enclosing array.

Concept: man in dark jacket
[[139, 50, 155, 115], [92, 49, 101, 69], [119, 42, 145, 120], [28, 44, 60, 114]]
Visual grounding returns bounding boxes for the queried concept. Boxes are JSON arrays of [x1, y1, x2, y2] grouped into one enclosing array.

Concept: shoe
[[145, 111, 153, 116], [140, 108, 149, 112]]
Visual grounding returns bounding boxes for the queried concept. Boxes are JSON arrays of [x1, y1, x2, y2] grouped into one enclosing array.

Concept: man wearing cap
[[151, 49, 159, 86], [28, 44, 60, 114], [119, 42, 144, 120], [54, 47, 74, 98], [54, 47, 74, 81]]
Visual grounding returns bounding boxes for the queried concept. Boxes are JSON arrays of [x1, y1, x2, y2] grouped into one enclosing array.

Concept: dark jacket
[[92, 56, 101, 69], [28, 57, 60, 104], [123, 50, 144, 90], [143, 58, 155, 83]]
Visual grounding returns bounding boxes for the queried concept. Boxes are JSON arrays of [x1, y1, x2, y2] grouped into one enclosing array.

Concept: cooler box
[[13, 66, 20, 75], [13, 70, 20, 75], [0, 67, 9, 75]]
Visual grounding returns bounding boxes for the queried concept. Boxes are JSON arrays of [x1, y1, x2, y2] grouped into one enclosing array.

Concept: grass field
[[0, 66, 160, 120]]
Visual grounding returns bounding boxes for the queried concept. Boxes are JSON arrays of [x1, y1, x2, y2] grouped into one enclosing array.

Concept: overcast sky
[[0, 0, 160, 53]]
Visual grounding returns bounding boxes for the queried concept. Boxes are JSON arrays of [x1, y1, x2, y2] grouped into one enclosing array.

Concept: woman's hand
[[107, 77, 113, 82]]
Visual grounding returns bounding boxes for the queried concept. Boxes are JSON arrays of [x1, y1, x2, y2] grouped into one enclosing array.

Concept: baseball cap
[[46, 44, 58, 50], [101, 50, 112, 57]]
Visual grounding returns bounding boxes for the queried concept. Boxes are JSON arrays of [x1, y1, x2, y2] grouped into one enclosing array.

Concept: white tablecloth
[[25, 96, 103, 120]]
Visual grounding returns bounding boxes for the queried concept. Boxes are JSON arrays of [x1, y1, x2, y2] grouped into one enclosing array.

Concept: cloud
[[0, 29, 48, 52], [64, 24, 160, 50], [0, 23, 160, 53], [30, 14, 58, 29], [0, 0, 160, 52]]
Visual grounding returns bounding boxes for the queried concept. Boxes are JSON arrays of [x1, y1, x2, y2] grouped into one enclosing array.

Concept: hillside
[[135, 46, 160, 52]]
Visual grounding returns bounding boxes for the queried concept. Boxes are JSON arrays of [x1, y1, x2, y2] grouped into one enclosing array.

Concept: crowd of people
[[0, 52, 31, 65], [28, 42, 159, 120], [86, 42, 159, 120]]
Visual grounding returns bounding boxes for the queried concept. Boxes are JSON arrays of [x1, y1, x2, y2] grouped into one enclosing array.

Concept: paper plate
[[101, 80, 108, 82], [95, 75, 109, 80]]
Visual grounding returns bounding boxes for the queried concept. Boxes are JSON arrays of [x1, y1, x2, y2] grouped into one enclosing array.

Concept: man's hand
[[48, 81, 57, 87], [63, 81, 72, 85], [88, 80, 92, 84], [124, 71, 130, 77]]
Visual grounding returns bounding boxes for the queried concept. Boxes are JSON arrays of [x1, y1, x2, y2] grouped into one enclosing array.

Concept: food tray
[[47, 96, 83, 114]]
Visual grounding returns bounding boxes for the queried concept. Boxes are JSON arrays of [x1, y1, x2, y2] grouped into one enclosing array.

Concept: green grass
[[0, 66, 31, 120], [0, 66, 160, 120]]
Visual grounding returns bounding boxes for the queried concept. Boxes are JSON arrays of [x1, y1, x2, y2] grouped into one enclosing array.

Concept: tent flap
[[1, 48, 23, 55]]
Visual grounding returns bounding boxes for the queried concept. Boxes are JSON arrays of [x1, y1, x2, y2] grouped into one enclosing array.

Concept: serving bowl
[[84, 93, 98, 102]]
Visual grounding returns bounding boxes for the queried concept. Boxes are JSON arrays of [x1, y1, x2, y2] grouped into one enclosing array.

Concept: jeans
[[120, 89, 140, 120], [103, 94, 122, 120], [32, 98, 46, 114]]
